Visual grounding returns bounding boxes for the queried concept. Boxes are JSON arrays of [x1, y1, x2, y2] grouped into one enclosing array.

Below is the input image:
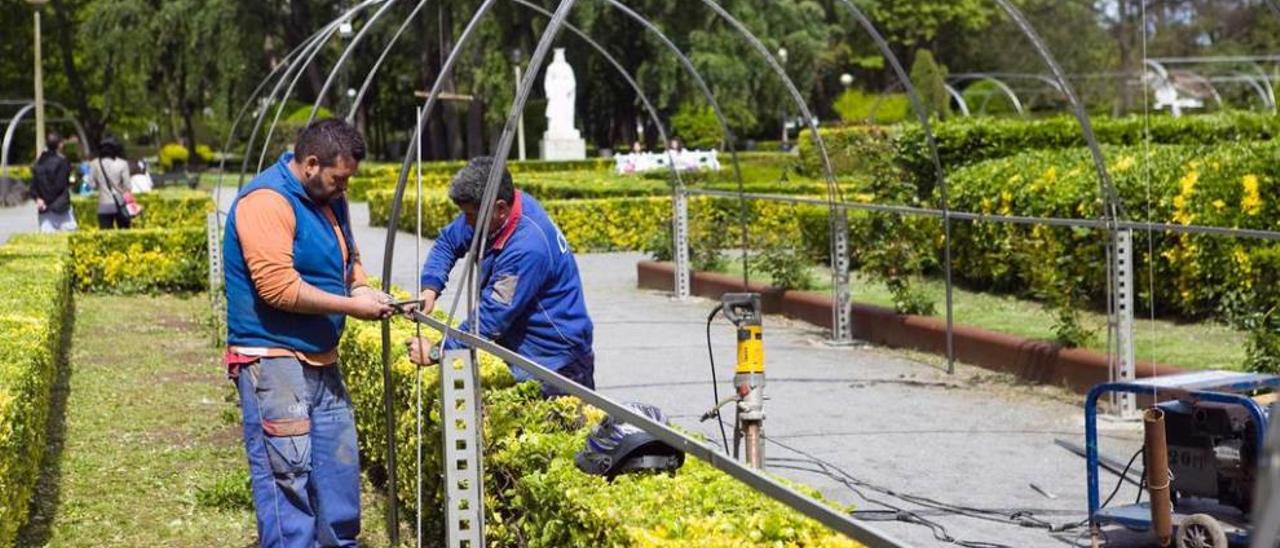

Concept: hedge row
[[69, 228, 208, 294], [366, 188, 840, 259], [798, 111, 1280, 192], [943, 140, 1280, 324], [71, 189, 213, 231], [0, 235, 72, 546], [338, 313, 858, 546], [350, 164, 845, 204]]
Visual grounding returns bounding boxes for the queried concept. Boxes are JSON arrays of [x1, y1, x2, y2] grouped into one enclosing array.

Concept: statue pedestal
[[540, 130, 586, 160]]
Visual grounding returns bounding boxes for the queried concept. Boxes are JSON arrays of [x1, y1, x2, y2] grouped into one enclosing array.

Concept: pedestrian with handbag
[[89, 137, 134, 229]]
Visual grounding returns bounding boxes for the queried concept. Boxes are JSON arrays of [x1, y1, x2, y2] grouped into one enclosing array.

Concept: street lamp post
[[511, 47, 527, 161], [840, 73, 854, 90], [28, 0, 49, 156], [778, 47, 788, 150]]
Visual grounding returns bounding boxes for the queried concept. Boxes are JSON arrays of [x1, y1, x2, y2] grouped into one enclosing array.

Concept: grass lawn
[[720, 260, 1247, 371], [18, 294, 402, 547]]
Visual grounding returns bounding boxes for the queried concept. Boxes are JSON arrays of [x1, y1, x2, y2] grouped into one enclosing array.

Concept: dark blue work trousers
[[236, 356, 361, 547]]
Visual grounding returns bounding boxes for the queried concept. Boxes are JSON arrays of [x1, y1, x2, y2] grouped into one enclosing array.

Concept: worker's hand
[[347, 292, 394, 321], [405, 336, 439, 366], [35, 198, 45, 212], [400, 288, 438, 319], [351, 285, 392, 304]]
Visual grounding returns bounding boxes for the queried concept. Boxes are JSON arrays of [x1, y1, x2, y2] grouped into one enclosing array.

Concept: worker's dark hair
[[45, 131, 63, 152], [448, 156, 515, 206], [294, 119, 366, 167], [98, 137, 124, 159]]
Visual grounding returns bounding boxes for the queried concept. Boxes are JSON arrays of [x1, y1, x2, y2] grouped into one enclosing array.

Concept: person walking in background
[[30, 132, 78, 232], [89, 137, 132, 229], [129, 159, 154, 193]]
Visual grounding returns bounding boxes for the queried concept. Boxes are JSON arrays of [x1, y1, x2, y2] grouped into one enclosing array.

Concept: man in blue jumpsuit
[[406, 157, 595, 394]]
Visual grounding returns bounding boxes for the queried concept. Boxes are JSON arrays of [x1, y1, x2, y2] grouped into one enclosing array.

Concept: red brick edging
[[637, 261, 1184, 394]]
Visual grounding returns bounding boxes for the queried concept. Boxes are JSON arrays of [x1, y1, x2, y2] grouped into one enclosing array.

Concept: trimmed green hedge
[[70, 228, 208, 294], [4, 165, 32, 183], [799, 111, 1280, 193], [0, 235, 72, 545], [339, 314, 859, 546], [944, 141, 1280, 321], [71, 189, 213, 231]]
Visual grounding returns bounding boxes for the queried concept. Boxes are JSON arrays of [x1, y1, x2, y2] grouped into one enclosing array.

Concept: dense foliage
[[0, 235, 72, 546], [339, 312, 858, 546]]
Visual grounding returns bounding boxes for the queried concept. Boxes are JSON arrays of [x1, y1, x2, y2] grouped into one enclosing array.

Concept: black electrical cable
[[1101, 448, 1143, 510], [754, 428, 1091, 543], [705, 304, 731, 454]]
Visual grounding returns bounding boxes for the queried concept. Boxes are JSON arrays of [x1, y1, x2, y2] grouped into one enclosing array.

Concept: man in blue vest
[[405, 157, 595, 396], [223, 119, 393, 547]]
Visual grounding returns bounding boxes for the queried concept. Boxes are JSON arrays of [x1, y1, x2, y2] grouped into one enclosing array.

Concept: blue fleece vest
[[223, 153, 356, 353]]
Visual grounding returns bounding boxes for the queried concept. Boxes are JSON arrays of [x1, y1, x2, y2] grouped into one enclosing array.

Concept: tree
[[909, 49, 950, 120]]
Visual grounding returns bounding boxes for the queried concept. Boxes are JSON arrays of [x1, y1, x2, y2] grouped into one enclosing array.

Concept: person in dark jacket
[[405, 157, 595, 397], [31, 132, 77, 232]]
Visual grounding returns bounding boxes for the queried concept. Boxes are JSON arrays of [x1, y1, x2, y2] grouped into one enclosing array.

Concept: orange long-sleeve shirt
[[229, 189, 368, 365]]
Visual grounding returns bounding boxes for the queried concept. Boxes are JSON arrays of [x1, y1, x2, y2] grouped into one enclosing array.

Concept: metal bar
[[206, 212, 225, 347], [307, 0, 401, 125], [682, 188, 1280, 241], [1112, 230, 1137, 417], [674, 188, 691, 299], [347, 0, 433, 123], [441, 349, 484, 547], [409, 311, 907, 548]]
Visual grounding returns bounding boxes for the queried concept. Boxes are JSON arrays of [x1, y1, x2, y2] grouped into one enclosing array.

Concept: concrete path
[[216, 191, 1150, 547], [0, 202, 38, 244]]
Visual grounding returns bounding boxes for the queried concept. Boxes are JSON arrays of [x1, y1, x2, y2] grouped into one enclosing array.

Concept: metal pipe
[[1144, 407, 1173, 546], [307, 0, 400, 125], [834, 0, 956, 372], [347, 0, 431, 123]]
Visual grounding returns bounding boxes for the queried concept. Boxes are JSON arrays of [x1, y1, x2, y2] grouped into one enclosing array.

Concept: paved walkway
[[223, 191, 1147, 547], [0, 202, 38, 244]]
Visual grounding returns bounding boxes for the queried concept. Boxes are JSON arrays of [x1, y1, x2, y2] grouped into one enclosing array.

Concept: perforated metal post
[[831, 208, 853, 343], [206, 212, 225, 346], [1111, 229, 1137, 417], [673, 187, 691, 300], [441, 349, 484, 546]]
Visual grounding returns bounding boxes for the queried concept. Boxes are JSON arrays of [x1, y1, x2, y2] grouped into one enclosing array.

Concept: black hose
[[705, 304, 731, 454]]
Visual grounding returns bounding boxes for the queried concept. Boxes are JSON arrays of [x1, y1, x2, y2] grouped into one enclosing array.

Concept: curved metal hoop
[[1, 100, 93, 178]]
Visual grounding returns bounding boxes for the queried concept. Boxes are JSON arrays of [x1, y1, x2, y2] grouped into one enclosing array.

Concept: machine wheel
[[1175, 514, 1228, 548]]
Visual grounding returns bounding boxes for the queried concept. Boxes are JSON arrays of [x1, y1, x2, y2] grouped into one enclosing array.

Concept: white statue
[[541, 48, 586, 160], [544, 49, 576, 135]]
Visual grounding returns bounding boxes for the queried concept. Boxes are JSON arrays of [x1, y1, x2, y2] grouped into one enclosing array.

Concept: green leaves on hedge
[[0, 235, 72, 545]]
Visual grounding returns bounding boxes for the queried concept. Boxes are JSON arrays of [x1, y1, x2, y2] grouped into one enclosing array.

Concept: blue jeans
[[237, 356, 361, 547]]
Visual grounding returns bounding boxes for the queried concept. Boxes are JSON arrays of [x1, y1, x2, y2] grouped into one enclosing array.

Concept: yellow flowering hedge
[[0, 235, 72, 546], [800, 111, 1280, 195], [944, 141, 1280, 325], [69, 228, 208, 293], [4, 165, 32, 183], [71, 189, 213, 231], [339, 314, 859, 546]]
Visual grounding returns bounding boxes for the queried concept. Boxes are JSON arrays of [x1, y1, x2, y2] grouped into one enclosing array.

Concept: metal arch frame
[[947, 74, 1026, 116], [306, 0, 401, 126], [235, 7, 361, 189], [1218, 72, 1277, 111], [834, 0, 957, 371], [1, 100, 92, 179], [376, 2, 500, 542], [694, 0, 853, 342], [214, 29, 328, 211], [991, 0, 1133, 426], [599, 0, 750, 293], [346, 0, 432, 123], [255, 0, 390, 174], [371, 1, 896, 544], [943, 83, 972, 117]]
